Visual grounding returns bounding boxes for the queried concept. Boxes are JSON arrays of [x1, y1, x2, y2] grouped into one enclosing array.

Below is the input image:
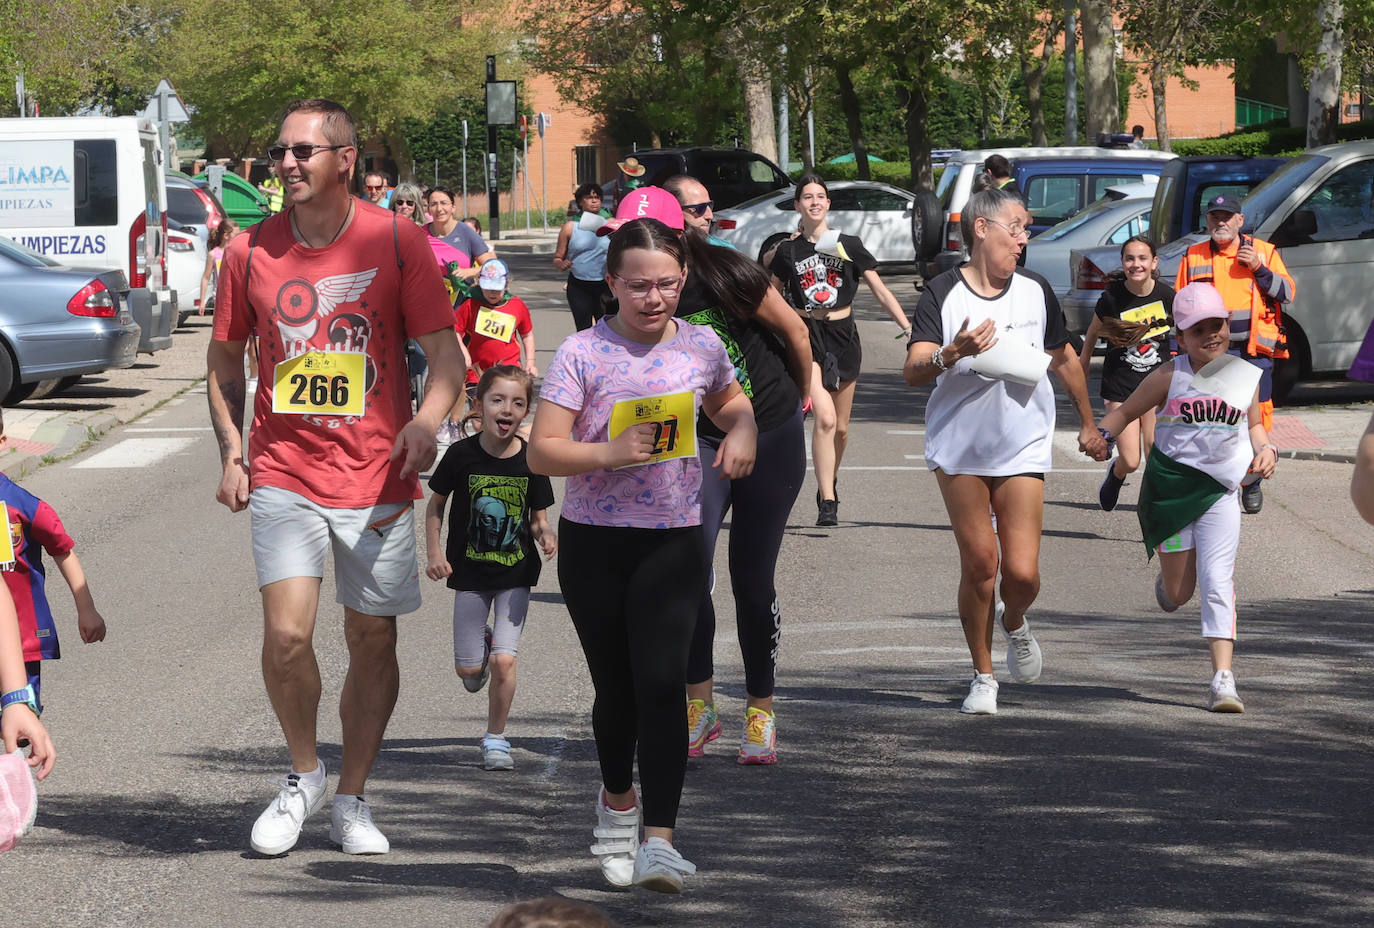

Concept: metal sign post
[[484, 57, 517, 241], [538, 113, 550, 233], [143, 78, 190, 172], [521, 116, 530, 231], [461, 119, 469, 213], [14, 71, 24, 118]]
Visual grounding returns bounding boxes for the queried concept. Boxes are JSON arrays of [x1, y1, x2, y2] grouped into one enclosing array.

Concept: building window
[[575, 146, 599, 187]]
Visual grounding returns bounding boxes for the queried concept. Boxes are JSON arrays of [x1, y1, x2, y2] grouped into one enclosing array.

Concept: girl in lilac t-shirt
[[529, 212, 757, 893]]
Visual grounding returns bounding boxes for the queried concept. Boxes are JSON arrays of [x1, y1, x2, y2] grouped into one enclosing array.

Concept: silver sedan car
[[1023, 192, 1153, 300], [0, 236, 141, 405]]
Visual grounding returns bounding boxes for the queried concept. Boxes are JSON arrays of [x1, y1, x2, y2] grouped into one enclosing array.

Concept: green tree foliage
[[0, 0, 123, 115]]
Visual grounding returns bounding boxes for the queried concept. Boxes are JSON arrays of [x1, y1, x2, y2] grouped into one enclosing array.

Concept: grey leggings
[[452, 588, 530, 666]]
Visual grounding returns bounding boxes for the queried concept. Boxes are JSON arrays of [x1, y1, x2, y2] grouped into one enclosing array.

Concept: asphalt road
[[2, 255, 1371, 927]]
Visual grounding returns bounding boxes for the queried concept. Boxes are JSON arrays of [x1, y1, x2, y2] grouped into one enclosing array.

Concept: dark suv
[[602, 147, 792, 211], [1149, 155, 1287, 246]]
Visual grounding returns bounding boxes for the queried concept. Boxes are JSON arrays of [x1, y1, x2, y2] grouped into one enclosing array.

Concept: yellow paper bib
[[1120, 300, 1170, 341], [272, 350, 366, 417], [0, 503, 14, 567], [608, 391, 697, 467], [474, 307, 517, 343]]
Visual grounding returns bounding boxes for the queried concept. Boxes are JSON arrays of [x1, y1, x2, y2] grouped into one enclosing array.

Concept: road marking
[[809, 647, 970, 657], [904, 454, 924, 460], [887, 429, 925, 435], [125, 427, 213, 432], [72, 437, 197, 469]]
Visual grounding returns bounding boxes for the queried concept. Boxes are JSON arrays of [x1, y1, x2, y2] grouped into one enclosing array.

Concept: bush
[[796, 160, 942, 190], [1171, 119, 1374, 157]]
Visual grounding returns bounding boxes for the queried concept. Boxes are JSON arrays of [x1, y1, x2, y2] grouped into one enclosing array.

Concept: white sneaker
[[590, 789, 640, 888], [633, 836, 697, 893], [1155, 573, 1180, 613], [329, 795, 390, 854], [250, 766, 328, 856], [998, 603, 1043, 683], [481, 735, 514, 770], [1208, 670, 1245, 713], [961, 673, 999, 715]]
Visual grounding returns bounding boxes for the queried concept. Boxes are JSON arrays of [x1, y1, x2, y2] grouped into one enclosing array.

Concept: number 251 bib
[[608, 391, 697, 468], [474, 307, 517, 343], [272, 351, 366, 417]]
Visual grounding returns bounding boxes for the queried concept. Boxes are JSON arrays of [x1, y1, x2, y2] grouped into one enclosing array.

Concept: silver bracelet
[[931, 346, 949, 372]]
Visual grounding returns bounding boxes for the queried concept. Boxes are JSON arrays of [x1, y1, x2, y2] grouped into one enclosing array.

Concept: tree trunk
[[1080, 0, 1119, 139], [1022, 51, 1047, 147], [1064, 2, 1078, 144], [739, 56, 778, 162], [835, 65, 871, 181], [1151, 60, 1171, 152], [1308, 0, 1344, 147], [895, 53, 934, 192]]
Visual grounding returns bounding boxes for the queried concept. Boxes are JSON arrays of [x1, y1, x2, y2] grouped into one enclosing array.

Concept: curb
[[0, 410, 123, 478], [1280, 449, 1357, 464], [493, 239, 557, 255]]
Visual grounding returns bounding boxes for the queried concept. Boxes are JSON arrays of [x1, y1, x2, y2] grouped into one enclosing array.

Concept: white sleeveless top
[[1153, 356, 1253, 491]]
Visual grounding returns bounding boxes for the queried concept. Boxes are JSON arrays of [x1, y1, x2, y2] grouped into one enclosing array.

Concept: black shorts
[[805, 315, 861, 391]]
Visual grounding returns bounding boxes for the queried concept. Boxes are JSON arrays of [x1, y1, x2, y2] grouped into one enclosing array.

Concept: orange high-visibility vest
[[1176, 237, 1293, 359]]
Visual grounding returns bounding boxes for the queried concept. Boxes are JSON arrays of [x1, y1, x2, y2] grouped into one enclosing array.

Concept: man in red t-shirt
[[207, 98, 464, 858], [454, 258, 537, 397]]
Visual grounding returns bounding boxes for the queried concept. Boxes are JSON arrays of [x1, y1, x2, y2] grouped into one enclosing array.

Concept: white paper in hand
[[1191, 354, 1262, 412], [578, 211, 607, 232], [967, 329, 1051, 386], [814, 229, 851, 261]]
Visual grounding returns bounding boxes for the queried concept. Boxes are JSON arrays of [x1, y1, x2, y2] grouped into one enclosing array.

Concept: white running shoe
[[1155, 573, 1180, 613], [590, 790, 640, 888], [481, 735, 514, 770], [998, 603, 1043, 683], [633, 836, 698, 893], [961, 673, 999, 715], [1208, 670, 1245, 713], [250, 766, 328, 856], [329, 795, 390, 854]]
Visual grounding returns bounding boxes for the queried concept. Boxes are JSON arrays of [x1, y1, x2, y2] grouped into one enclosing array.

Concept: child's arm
[[0, 585, 54, 779], [528, 400, 656, 476], [520, 329, 538, 377], [1352, 412, 1374, 524], [424, 492, 452, 581], [861, 269, 913, 333], [702, 381, 758, 479], [1078, 315, 1104, 376], [1097, 364, 1173, 445], [1247, 392, 1278, 480], [531, 509, 557, 560], [52, 550, 105, 644]]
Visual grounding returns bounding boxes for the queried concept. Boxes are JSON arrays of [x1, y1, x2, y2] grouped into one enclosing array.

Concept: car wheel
[[0, 344, 20, 407], [1271, 319, 1308, 407], [24, 379, 64, 401], [2, 380, 37, 407], [758, 233, 790, 265], [912, 191, 943, 263]]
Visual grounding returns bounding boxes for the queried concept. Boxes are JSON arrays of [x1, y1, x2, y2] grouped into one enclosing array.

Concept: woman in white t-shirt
[[903, 187, 1109, 716]]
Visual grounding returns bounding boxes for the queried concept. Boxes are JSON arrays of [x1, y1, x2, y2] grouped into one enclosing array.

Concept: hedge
[[795, 160, 943, 189], [1171, 119, 1374, 158]]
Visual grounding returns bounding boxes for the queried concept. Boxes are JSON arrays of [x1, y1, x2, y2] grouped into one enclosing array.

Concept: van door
[[1268, 155, 1374, 373]]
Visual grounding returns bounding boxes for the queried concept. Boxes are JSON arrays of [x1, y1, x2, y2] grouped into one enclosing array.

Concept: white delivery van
[[0, 116, 176, 351]]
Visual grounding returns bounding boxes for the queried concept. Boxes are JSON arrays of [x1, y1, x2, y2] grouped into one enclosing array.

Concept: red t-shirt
[[213, 202, 456, 507], [455, 295, 533, 383]]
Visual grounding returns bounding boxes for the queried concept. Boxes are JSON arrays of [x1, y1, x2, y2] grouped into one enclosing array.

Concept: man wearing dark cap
[[1175, 193, 1295, 513]]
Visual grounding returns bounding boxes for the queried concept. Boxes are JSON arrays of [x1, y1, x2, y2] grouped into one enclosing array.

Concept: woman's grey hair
[[961, 187, 1025, 248], [390, 182, 426, 225]]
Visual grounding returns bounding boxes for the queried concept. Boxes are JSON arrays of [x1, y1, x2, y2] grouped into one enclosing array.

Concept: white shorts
[[250, 485, 422, 616]]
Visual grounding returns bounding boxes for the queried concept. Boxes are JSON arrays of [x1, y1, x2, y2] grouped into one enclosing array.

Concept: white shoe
[[961, 673, 999, 715], [633, 836, 697, 893], [250, 765, 327, 856], [329, 795, 390, 854], [590, 789, 640, 888], [1208, 670, 1245, 713], [1155, 573, 1180, 613], [481, 735, 514, 770], [999, 603, 1043, 683]]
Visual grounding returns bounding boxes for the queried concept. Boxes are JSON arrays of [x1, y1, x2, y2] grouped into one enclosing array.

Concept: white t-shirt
[[1154, 356, 1255, 492], [909, 267, 1070, 476]]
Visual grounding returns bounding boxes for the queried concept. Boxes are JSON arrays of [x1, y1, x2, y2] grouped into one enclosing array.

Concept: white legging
[[1158, 488, 1241, 640]]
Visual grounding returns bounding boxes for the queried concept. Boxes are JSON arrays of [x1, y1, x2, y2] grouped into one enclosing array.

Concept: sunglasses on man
[[267, 143, 347, 162], [681, 201, 714, 218]]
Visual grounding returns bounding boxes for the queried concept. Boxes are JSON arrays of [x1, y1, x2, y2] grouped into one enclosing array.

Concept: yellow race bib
[[1121, 300, 1170, 341], [272, 351, 366, 417], [608, 391, 697, 468], [474, 307, 517, 343], [0, 503, 13, 567]]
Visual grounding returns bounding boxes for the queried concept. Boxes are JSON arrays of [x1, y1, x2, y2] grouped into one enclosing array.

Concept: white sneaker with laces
[[329, 795, 390, 854], [590, 790, 640, 888], [250, 765, 327, 856], [961, 673, 999, 715], [1208, 669, 1245, 713], [998, 603, 1043, 683], [633, 836, 698, 893], [1155, 573, 1180, 613]]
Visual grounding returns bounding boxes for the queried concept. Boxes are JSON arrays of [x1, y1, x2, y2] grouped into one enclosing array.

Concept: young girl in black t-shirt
[[424, 366, 557, 771], [1077, 235, 1175, 511]]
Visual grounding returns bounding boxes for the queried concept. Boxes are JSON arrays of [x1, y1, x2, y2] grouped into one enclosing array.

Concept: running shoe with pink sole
[[737, 706, 777, 765], [687, 698, 721, 758]]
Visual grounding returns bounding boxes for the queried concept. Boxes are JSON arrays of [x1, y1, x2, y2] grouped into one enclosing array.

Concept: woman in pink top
[[529, 208, 757, 893]]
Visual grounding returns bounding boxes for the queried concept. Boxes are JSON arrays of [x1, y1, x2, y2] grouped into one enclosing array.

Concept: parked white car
[[712, 181, 915, 265], [166, 221, 206, 327]]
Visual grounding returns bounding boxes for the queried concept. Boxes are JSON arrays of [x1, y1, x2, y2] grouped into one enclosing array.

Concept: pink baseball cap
[[596, 186, 685, 236], [1172, 282, 1230, 332]]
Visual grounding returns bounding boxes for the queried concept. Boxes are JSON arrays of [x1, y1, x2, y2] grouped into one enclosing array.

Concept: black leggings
[[566, 275, 610, 331], [687, 409, 806, 697], [558, 518, 706, 829]]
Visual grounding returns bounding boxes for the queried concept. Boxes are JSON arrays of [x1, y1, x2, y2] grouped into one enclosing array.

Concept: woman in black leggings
[[673, 225, 811, 766], [552, 183, 612, 331], [530, 205, 758, 893]]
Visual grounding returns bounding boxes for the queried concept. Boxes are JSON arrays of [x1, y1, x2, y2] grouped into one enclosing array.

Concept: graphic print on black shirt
[[466, 474, 531, 566], [770, 234, 876, 315]]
